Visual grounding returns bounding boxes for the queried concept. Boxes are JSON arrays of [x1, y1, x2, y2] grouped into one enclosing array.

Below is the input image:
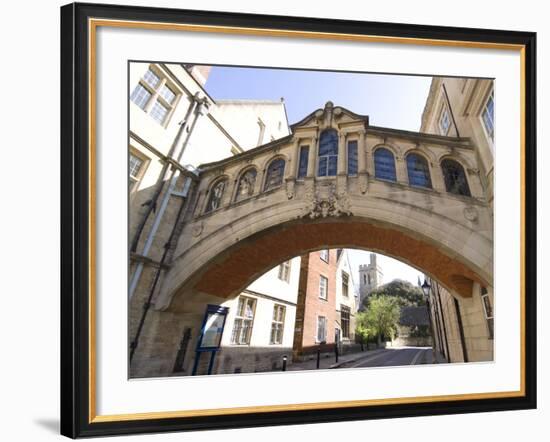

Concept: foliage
[[356, 295, 401, 342], [354, 311, 373, 342], [363, 279, 425, 310]]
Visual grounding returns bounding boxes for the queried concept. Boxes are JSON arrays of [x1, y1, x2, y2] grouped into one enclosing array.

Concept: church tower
[[358, 253, 384, 309]]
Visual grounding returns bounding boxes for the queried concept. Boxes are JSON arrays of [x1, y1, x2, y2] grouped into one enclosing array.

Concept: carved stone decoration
[[303, 182, 352, 219], [358, 172, 368, 194], [192, 221, 204, 237], [463, 206, 478, 222], [285, 178, 295, 199]]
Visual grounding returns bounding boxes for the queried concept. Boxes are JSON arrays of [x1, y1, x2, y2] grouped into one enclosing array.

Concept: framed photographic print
[[60, 2, 537, 438]]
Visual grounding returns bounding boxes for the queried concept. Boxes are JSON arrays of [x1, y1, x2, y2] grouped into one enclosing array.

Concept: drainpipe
[[129, 98, 208, 299], [442, 83, 460, 138], [454, 298, 469, 362], [129, 179, 197, 361], [130, 93, 200, 253]]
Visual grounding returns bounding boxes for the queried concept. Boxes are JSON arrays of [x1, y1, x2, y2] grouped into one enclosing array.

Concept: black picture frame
[[60, 2, 537, 438]]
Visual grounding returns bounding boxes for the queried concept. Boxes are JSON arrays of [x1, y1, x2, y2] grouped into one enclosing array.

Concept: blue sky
[[204, 66, 427, 286], [205, 66, 431, 131]]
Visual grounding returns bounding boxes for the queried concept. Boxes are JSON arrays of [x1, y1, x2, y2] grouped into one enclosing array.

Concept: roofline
[[290, 105, 369, 130], [216, 99, 286, 105], [366, 125, 473, 149], [198, 134, 294, 171]]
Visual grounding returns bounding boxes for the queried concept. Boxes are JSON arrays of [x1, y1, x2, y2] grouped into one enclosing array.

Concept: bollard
[[360, 339, 364, 352], [282, 355, 287, 372], [335, 344, 339, 363], [316, 348, 321, 369]]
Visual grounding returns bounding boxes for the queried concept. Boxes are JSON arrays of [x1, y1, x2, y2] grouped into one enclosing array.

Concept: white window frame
[[230, 296, 256, 345], [342, 271, 349, 297], [341, 305, 351, 339], [270, 304, 286, 345], [130, 65, 180, 127], [320, 249, 329, 263], [319, 275, 328, 300], [316, 316, 327, 343], [129, 149, 149, 194], [277, 260, 291, 282]]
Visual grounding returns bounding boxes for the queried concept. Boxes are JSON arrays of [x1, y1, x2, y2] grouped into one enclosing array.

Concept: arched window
[[235, 168, 257, 201], [318, 129, 338, 177], [205, 178, 227, 213], [264, 158, 285, 191], [374, 148, 397, 181], [441, 159, 471, 196], [407, 153, 432, 188]]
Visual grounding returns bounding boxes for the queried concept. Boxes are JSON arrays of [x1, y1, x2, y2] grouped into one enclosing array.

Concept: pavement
[[287, 346, 447, 371]]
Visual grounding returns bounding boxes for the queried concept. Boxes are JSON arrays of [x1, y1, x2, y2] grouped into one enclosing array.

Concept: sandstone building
[[419, 76, 495, 362]]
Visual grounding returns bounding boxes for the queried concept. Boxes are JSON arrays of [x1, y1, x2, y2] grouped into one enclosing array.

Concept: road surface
[[337, 346, 435, 369]]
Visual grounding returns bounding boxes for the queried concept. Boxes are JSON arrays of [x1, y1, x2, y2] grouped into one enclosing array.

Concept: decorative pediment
[[290, 101, 369, 131]]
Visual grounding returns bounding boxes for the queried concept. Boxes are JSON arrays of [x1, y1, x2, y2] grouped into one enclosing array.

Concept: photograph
[[127, 63, 495, 378]]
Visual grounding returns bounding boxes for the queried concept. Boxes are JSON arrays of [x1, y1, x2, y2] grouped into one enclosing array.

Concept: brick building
[[292, 249, 358, 361]]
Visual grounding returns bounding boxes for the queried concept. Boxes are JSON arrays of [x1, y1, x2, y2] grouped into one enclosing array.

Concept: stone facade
[[426, 277, 493, 362], [358, 253, 383, 309], [420, 77, 495, 363]]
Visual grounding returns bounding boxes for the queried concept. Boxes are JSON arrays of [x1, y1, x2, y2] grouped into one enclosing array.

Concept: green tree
[[362, 295, 400, 346], [355, 311, 373, 346], [363, 279, 425, 310]]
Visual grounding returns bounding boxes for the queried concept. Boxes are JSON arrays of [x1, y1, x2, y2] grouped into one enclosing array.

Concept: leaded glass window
[[439, 107, 451, 135], [264, 158, 285, 191], [482, 90, 494, 141], [235, 168, 257, 201], [374, 148, 396, 181], [205, 179, 227, 213], [442, 159, 471, 196], [159, 84, 176, 104], [347, 140, 358, 175], [130, 65, 180, 126], [130, 84, 152, 110], [297, 145, 309, 179], [318, 130, 338, 177], [150, 101, 169, 124], [407, 153, 432, 188], [143, 69, 160, 88]]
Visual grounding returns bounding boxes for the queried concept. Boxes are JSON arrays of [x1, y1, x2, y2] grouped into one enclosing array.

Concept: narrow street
[[336, 346, 436, 369]]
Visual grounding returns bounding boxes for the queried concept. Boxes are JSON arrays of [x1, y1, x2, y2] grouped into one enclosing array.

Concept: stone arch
[[158, 193, 492, 312], [403, 146, 437, 164], [437, 152, 475, 171], [257, 152, 289, 172], [372, 142, 401, 158]]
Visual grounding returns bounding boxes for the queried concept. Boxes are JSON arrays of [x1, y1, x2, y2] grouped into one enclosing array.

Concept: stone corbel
[[285, 177, 296, 199], [358, 171, 369, 194]]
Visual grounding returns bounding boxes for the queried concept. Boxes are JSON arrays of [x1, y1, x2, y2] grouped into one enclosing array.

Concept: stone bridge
[[154, 101, 493, 313]]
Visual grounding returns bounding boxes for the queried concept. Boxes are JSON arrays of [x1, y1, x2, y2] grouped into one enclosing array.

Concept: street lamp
[[421, 279, 436, 363]]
